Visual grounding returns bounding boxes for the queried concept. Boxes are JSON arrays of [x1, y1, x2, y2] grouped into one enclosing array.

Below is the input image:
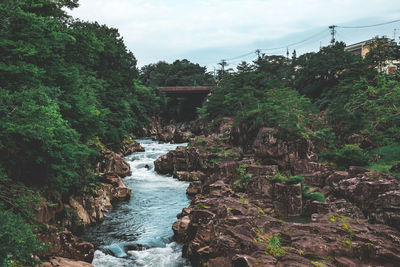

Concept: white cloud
[[69, 0, 400, 67]]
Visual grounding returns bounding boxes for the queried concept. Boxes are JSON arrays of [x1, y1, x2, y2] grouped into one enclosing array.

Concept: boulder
[[273, 182, 302, 218], [120, 139, 145, 156], [102, 175, 131, 201], [187, 181, 202, 196], [99, 151, 131, 178], [174, 130, 192, 143], [172, 215, 192, 243], [252, 128, 316, 170], [338, 173, 398, 212], [158, 124, 177, 143], [154, 153, 174, 174], [39, 229, 94, 262], [35, 195, 63, 224]]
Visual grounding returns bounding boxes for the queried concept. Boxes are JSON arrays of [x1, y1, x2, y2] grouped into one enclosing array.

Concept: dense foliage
[[139, 59, 214, 87], [0, 0, 164, 264], [199, 40, 400, 175]]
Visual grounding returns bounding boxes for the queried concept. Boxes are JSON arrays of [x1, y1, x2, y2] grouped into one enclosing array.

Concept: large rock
[[35, 195, 64, 224], [99, 151, 131, 178], [64, 179, 130, 229], [120, 138, 145, 156], [103, 175, 131, 200], [253, 128, 316, 170], [337, 171, 400, 228], [39, 229, 94, 262], [246, 165, 278, 198], [158, 124, 177, 142], [273, 182, 303, 218]]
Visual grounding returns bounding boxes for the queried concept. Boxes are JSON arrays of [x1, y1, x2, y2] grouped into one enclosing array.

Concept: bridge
[[160, 86, 212, 96], [159, 86, 213, 121]]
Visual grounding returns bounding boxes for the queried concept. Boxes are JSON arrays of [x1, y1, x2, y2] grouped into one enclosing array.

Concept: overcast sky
[[68, 0, 400, 70]]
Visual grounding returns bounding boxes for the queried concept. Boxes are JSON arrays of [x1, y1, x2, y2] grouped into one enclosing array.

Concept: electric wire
[[259, 28, 328, 51], [338, 19, 400, 29], [217, 18, 400, 67]]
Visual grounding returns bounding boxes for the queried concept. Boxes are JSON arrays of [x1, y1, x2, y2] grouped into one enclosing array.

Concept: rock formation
[[155, 119, 400, 266]]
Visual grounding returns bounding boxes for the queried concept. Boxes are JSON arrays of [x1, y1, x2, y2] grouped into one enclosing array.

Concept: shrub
[[0, 205, 45, 266], [271, 173, 304, 185], [321, 144, 369, 169], [234, 164, 252, 188], [303, 186, 326, 202]]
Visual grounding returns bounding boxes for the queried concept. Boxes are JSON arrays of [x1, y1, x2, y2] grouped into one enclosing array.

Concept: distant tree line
[[199, 39, 400, 176]]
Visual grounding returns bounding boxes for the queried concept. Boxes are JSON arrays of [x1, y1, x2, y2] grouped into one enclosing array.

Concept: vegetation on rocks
[[0, 0, 163, 264], [1, 0, 400, 265], [199, 40, 400, 175]]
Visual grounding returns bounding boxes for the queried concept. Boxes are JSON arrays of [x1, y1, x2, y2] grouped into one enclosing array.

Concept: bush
[[234, 164, 252, 189], [322, 144, 369, 169], [0, 205, 45, 266], [303, 186, 326, 202], [271, 174, 304, 185]]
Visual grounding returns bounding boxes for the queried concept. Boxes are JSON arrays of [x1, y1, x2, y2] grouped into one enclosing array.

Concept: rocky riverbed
[[154, 118, 400, 266]]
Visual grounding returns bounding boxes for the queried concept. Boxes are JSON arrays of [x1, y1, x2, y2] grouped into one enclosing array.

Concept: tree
[[365, 36, 400, 74], [293, 42, 369, 102], [139, 59, 214, 86]]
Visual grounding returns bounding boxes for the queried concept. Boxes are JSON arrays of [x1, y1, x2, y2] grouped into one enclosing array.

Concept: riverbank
[[154, 119, 400, 266], [79, 139, 191, 266]]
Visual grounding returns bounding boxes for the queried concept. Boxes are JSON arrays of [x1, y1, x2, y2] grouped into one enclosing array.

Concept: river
[[80, 139, 191, 267]]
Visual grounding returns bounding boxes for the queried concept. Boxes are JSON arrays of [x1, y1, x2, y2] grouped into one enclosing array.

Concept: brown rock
[[175, 171, 205, 182], [252, 128, 316, 170], [154, 152, 174, 174], [174, 130, 193, 143], [120, 138, 145, 156], [326, 171, 349, 188], [39, 229, 94, 262], [100, 151, 131, 178], [187, 181, 202, 196], [35, 195, 63, 224], [172, 215, 191, 242], [338, 173, 398, 214], [158, 124, 177, 142], [41, 257, 94, 267], [273, 182, 302, 218]]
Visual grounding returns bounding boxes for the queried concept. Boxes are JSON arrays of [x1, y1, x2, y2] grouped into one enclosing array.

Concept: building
[[345, 39, 372, 58], [345, 38, 399, 74]]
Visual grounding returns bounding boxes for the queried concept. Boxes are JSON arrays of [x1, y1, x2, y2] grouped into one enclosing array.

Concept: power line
[[224, 51, 256, 61], [222, 28, 328, 63], [218, 18, 400, 67], [259, 28, 328, 51], [337, 19, 400, 29]]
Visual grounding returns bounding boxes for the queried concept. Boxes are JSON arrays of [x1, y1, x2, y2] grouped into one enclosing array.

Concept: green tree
[[365, 36, 400, 74], [140, 59, 214, 86], [293, 42, 369, 103]]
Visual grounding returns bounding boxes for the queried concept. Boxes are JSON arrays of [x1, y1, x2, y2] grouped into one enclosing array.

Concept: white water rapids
[[80, 139, 191, 267]]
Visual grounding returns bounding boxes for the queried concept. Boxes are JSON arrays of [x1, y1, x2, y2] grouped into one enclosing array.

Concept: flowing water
[[80, 139, 191, 267]]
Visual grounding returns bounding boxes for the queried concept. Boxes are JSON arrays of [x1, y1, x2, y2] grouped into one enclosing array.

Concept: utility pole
[[394, 29, 399, 43], [219, 59, 227, 73], [329, 25, 337, 44], [256, 49, 261, 59]]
